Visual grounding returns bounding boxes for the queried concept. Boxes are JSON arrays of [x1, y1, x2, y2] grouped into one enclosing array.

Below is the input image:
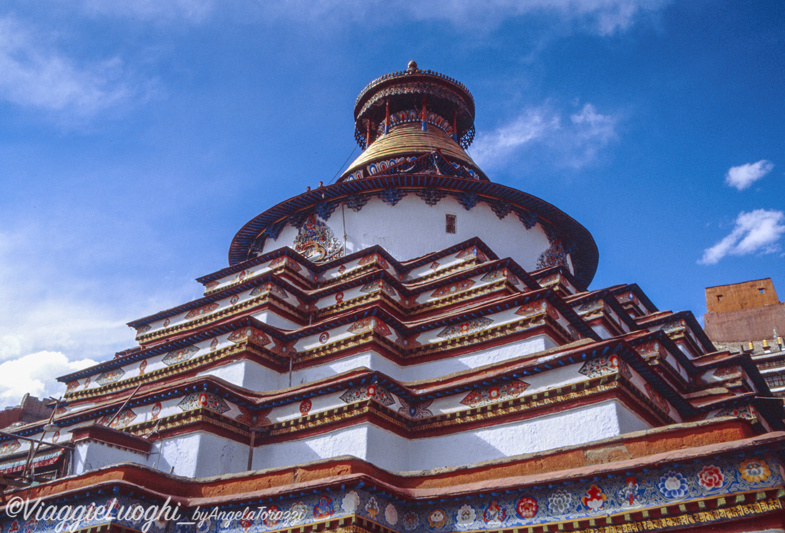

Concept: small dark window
[[446, 214, 456, 234], [759, 288, 765, 294], [717, 295, 723, 302]]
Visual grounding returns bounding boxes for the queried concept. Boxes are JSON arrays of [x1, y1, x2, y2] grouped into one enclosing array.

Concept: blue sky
[[0, 0, 783, 405]]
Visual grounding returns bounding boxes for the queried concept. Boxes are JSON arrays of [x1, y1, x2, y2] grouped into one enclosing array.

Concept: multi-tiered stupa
[[2, 62, 785, 533]]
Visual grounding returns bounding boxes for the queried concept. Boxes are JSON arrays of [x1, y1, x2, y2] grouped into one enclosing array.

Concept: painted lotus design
[[658, 471, 689, 499], [341, 491, 359, 513], [516, 496, 538, 519], [402, 511, 419, 531], [455, 504, 476, 528], [548, 489, 572, 515], [697, 465, 724, 489], [740, 458, 771, 483]]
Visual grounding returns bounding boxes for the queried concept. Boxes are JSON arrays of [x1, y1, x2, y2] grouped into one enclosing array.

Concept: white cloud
[[78, 0, 214, 23], [0, 15, 141, 119], [0, 351, 97, 407], [470, 103, 618, 170], [699, 209, 785, 265], [260, 0, 669, 35], [725, 160, 774, 191]]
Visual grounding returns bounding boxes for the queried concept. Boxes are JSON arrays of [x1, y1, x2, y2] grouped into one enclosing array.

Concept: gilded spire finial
[[407, 60, 418, 72]]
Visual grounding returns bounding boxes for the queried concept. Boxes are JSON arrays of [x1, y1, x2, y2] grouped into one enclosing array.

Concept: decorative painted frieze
[[185, 302, 219, 320], [348, 317, 392, 336], [227, 327, 272, 346], [430, 279, 475, 298], [397, 397, 433, 419], [96, 368, 125, 386], [480, 268, 519, 285], [578, 354, 631, 379], [460, 380, 530, 408], [162, 345, 200, 366], [178, 392, 231, 414], [250, 282, 288, 300], [339, 384, 395, 406], [359, 279, 397, 297], [436, 317, 493, 339]]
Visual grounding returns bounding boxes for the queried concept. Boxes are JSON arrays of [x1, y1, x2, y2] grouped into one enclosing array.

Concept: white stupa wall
[[198, 333, 557, 390], [265, 196, 563, 274]]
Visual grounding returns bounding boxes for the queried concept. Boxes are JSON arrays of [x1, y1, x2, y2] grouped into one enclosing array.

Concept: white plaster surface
[[197, 335, 556, 390], [252, 399, 650, 472], [264, 197, 561, 274]]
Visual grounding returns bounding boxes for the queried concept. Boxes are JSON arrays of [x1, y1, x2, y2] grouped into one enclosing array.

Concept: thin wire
[[328, 145, 358, 184]]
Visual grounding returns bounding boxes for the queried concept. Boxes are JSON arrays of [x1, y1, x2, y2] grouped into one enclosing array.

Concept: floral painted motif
[[250, 282, 288, 300], [581, 485, 606, 511], [235, 406, 271, 427], [359, 253, 390, 269], [401, 511, 419, 530], [299, 399, 312, 416], [430, 261, 440, 271], [313, 496, 334, 519], [0, 440, 21, 455], [151, 402, 162, 419], [334, 291, 344, 303], [348, 317, 392, 336], [456, 246, 488, 262], [455, 504, 476, 529], [210, 338, 219, 350], [437, 317, 493, 339], [385, 503, 398, 525], [66, 380, 79, 393], [715, 405, 756, 420], [163, 318, 170, 327], [515, 301, 547, 319], [227, 328, 271, 346], [230, 295, 239, 305], [262, 506, 281, 528], [697, 465, 724, 489], [340, 384, 395, 406], [135, 324, 152, 334], [204, 281, 220, 291], [185, 302, 219, 320], [461, 380, 529, 408], [516, 496, 538, 519], [294, 215, 343, 263], [341, 491, 359, 513], [431, 279, 476, 298], [428, 509, 447, 528], [290, 502, 307, 524], [319, 332, 330, 344], [139, 360, 147, 374], [548, 490, 572, 515], [397, 397, 433, 419], [360, 279, 397, 297], [740, 458, 771, 483], [177, 392, 230, 414], [96, 368, 126, 386], [110, 409, 137, 428], [658, 471, 689, 499], [482, 499, 506, 525], [480, 268, 520, 286], [578, 355, 621, 378], [162, 345, 200, 366], [365, 496, 380, 517], [239, 508, 254, 530]]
